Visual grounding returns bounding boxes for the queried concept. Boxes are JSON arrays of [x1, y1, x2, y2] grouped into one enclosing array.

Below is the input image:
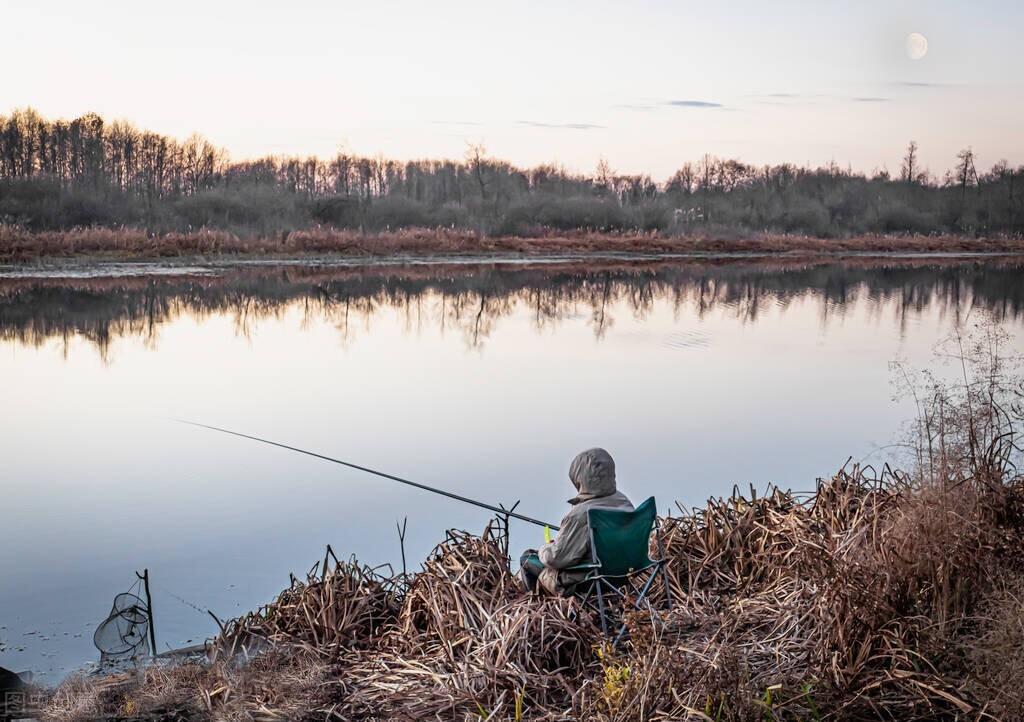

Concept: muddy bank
[[3, 225, 1024, 263]]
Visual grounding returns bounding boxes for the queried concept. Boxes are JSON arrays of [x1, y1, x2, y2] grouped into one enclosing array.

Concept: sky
[[2, 0, 1022, 180]]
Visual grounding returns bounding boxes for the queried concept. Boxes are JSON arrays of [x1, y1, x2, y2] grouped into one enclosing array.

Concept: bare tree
[[901, 141, 921, 184], [594, 158, 614, 196], [465, 143, 490, 202], [667, 162, 696, 197], [955, 147, 978, 201]]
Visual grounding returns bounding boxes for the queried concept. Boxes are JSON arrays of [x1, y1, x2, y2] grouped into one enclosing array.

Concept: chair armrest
[[589, 561, 662, 579], [562, 562, 602, 573]]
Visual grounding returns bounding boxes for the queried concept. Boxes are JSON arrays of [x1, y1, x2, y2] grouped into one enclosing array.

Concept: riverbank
[[37, 365, 1024, 720], [3, 225, 1024, 263]]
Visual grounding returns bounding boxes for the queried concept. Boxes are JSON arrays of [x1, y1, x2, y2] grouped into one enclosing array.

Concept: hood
[[568, 448, 617, 503]]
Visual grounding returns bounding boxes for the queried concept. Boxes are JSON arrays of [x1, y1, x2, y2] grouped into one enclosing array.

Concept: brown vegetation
[[3, 225, 1024, 262], [39, 326, 1024, 721]]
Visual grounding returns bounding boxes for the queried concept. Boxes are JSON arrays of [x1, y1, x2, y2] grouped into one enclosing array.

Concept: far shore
[[2, 226, 1023, 264]]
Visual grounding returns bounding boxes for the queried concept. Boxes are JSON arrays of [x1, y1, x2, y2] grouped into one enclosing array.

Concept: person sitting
[[519, 447, 633, 595]]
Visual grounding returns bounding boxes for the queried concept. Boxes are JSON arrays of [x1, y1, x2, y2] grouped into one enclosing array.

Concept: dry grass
[[37, 327, 1024, 721], [339, 528, 597, 719], [42, 652, 328, 722], [598, 468, 1019, 721], [40, 467, 1024, 722], [210, 550, 400, 663], [3, 224, 1024, 262], [964, 579, 1024, 718]]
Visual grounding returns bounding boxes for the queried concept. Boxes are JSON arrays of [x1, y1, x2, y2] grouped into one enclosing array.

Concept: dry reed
[[4, 224, 1024, 262], [210, 549, 400, 664], [40, 461, 1024, 721]]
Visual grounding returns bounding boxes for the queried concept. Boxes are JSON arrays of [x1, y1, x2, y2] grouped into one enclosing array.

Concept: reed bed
[[337, 527, 597, 719], [210, 550, 401, 664], [41, 463, 1024, 721], [4, 223, 1024, 262]]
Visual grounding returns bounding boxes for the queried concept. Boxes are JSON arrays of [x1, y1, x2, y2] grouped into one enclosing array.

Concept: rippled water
[[2, 256, 1022, 680]]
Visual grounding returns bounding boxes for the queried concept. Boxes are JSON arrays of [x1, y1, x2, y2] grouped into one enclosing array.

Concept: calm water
[[2, 256, 1023, 680]]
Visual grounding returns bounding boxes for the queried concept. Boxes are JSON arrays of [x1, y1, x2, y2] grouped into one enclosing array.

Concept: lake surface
[[2, 255, 1023, 680]]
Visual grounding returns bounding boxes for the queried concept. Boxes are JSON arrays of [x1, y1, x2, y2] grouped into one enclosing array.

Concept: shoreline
[[37, 456, 1024, 721], [2, 227, 1023, 266], [4, 248, 1024, 281]]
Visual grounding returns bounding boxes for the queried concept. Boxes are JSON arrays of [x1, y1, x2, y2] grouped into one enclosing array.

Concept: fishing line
[[177, 420, 560, 530], [152, 582, 212, 618]]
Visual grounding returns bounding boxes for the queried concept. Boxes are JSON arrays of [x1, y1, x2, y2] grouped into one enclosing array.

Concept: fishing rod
[[178, 420, 560, 531]]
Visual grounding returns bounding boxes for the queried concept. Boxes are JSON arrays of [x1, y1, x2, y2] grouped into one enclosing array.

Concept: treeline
[[1, 107, 1021, 237]]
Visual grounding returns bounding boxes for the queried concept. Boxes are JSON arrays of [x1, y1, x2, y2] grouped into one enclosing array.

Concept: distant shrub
[[172, 187, 304, 234], [782, 198, 831, 235], [312, 195, 361, 227], [58, 191, 124, 228], [0, 179, 136, 229], [626, 199, 673, 232], [364, 196, 431, 230], [429, 201, 471, 229], [496, 196, 629, 234], [878, 202, 938, 233]]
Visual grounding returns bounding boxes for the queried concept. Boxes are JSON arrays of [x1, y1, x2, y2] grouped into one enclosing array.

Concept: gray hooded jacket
[[536, 448, 633, 594]]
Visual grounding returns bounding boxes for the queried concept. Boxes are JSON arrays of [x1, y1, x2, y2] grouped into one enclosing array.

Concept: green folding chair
[[563, 496, 672, 646]]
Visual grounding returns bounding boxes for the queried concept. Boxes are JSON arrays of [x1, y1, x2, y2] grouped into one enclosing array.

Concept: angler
[[518, 448, 633, 595]]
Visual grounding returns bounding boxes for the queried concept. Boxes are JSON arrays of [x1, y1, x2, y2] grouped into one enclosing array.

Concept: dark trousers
[[519, 549, 545, 592]]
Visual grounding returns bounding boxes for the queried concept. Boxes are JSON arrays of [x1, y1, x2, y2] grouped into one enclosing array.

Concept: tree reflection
[[1, 258, 1021, 359]]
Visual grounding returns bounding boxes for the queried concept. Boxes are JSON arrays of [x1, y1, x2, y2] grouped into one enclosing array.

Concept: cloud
[[747, 92, 812, 106], [889, 81, 953, 88], [516, 120, 605, 130], [615, 99, 725, 111], [612, 103, 657, 112], [665, 99, 723, 108], [430, 120, 483, 126], [851, 96, 892, 102]]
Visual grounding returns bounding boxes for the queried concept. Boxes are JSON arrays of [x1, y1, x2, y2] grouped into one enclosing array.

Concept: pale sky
[[3, 0, 1022, 179]]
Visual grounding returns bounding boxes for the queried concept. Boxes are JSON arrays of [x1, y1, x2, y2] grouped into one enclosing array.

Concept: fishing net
[[94, 591, 151, 663]]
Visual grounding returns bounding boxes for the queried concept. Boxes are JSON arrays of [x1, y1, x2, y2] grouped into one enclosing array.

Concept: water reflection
[[2, 258, 1022, 358], [3, 255, 1023, 682]]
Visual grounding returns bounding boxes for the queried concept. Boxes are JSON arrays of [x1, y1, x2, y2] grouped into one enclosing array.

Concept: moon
[[906, 32, 928, 60]]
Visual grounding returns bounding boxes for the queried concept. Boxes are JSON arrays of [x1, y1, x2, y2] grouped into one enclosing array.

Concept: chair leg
[[595, 578, 609, 637], [585, 570, 667, 648], [611, 578, 638, 648], [612, 620, 629, 648], [603, 582, 630, 649], [567, 584, 589, 623], [630, 570, 659, 630], [635, 570, 658, 610]]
